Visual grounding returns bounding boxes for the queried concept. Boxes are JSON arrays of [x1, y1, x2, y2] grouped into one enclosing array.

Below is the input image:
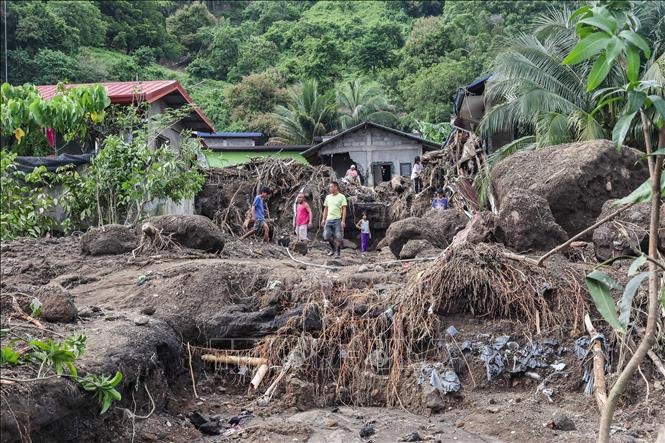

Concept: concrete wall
[[204, 138, 256, 149], [319, 127, 423, 185], [148, 101, 185, 151]]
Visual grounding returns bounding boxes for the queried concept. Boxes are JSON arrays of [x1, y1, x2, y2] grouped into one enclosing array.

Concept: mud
[[1, 234, 663, 443]]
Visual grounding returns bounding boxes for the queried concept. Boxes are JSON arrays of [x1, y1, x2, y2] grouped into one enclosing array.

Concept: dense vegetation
[[2, 0, 589, 140]]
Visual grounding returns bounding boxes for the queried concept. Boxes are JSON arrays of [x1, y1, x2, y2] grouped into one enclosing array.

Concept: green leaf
[[108, 371, 123, 387], [579, 14, 617, 35], [619, 272, 650, 328], [586, 271, 626, 333], [619, 30, 651, 58], [646, 148, 665, 156], [649, 95, 665, 120], [570, 5, 592, 23], [605, 36, 625, 66], [109, 389, 121, 401], [563, 33, 611, 65], [612, 111, 637, 148], [614, 170, 665, 205], [587, 53, 612, 91], [626, 45, 640, 83], [588, 270, 622, 290], [100, 395, 112, 415], [628, 255, 647, 276], [625, 91, 646, 114]]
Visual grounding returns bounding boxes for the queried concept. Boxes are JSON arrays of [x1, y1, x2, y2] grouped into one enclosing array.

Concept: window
[[156, 135, 169, 149], [400, 163, 411, 177]]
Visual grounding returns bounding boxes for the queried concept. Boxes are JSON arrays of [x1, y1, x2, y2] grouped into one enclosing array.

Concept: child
[[356, 212, 371, 257], [431, 190, 449, 210]]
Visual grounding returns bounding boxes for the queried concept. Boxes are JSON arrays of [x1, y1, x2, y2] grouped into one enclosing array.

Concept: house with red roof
[[36, 80, 214, 154]]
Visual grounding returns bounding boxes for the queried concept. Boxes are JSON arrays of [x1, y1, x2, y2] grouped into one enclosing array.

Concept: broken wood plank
[[584, 313, 607, 411]]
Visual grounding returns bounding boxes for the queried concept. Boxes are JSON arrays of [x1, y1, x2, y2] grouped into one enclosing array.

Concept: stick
[[648, 349, 665, 379], [262, 365, 289, 402], [12, 297, 44, 329], [537, 203, 634, 267], [584, 314, 607, 411], [201, 354, 268, 367], [250, 364, 269, 389], [187, 343, 199, 399]]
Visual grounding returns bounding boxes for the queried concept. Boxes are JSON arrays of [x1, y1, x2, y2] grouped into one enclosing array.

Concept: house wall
[[148, 101, 185, 150], [318, 127, 423, 184]]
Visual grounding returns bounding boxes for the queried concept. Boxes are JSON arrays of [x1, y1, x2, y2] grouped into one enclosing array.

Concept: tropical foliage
[[336, 79, 396, 129], [273, 80, 335, 145]]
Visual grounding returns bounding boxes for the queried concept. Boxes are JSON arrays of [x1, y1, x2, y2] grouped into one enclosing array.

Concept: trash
[[359, 425, 376, 438], [551, 362, 566, 371], [418, 364, 462, 394], [493, 335, 511, 350], [446, 325, 459, 337], [480, 346, 505, 381], [187, 412, 222, 436], [537, 382, 554, 402]]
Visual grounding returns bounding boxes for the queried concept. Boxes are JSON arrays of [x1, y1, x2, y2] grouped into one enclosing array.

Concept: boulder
[[399, 239, 436, 260], [496, 189, 568, 252], [35, 285, 78, 323], [592, 200, 665, 261], [145, 215, 225, 252], [80, 224, 138, 256], [491, 140, 649, 236], [379, 209, 468, 258], [452, 212, 499, 246]]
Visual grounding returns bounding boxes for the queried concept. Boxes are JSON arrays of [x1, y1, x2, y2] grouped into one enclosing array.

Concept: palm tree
[[272, 79, 336, 145], [336, 79, 397, 129]]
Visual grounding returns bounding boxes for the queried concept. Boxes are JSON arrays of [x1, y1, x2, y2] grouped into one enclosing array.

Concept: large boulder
[[452, 211, 499, 246], [35, 284, 78, 323], [80, 224, 138, 256], [592, 200, 665, 261], [399, 239, 437, 259], [145, 215, 225, 252], [491, 140, 649, 236], [496, 189, 568, 252], [379, 209, 468, 258]]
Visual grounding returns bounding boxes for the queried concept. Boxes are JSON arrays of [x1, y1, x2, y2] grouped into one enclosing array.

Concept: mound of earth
[[146, 214, 225, 252], [491, 139, 649, 236], [378, 209, 468, 257], [496, 189, 568, 252], [592, 200, 665, 261], [80, 224, 138, 256]]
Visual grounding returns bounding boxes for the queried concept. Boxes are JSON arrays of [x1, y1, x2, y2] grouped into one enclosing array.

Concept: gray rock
[[133, 315, 150, 326], [400, 432, 422, 442], [141, 306, 156, 316], [145, 215, 225, 252], [80, 224, 138, 256], [422, 383, 445, 413], [552, 413, 576, 431], [35, 285, 78, 323]]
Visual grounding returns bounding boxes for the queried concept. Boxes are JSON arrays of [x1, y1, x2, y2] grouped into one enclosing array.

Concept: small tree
[[562, 2, 664, 442]]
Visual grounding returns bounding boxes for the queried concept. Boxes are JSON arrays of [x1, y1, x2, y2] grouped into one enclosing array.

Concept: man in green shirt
[[320, 181, 347, 258]]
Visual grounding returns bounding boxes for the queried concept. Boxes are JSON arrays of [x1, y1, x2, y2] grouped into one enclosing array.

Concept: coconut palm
[[272, 79, 336, 145], [336, 79, 397, 129]]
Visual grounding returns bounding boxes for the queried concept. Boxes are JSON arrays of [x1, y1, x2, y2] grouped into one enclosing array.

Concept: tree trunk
[[597, 127, 664, 443]]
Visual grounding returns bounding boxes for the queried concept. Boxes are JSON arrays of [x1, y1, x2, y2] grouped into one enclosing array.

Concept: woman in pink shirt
[[294, 193, 313, 244]]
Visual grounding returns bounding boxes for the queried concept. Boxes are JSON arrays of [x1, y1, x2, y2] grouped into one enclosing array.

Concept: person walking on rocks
[[411, 156, 423, 193], [240, 187, 271, 242], [356, 212, 371, 257], [321, 181, 347, 258], [293, 193, 313, 245]]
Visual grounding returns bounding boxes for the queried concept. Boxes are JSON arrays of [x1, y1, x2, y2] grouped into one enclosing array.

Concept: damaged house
[[302, 121, 440, 186]]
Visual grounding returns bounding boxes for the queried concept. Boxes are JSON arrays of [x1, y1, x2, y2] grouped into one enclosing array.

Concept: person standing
[[411, 156, 423, 193], [320, 181, 347, 258], [355, 212, 371, 257], [293, 193, 313, 244], [431, 190, 449, 211], [240, 187, 271, 242]]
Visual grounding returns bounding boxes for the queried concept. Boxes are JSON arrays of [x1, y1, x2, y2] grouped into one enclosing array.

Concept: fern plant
[[79, 372, 123, 415]]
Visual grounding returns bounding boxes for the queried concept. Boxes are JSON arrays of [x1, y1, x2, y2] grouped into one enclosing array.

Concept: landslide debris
[[145, 214, 225, 252], [491, 139, 649, 236], [80, 224, 138, 256]]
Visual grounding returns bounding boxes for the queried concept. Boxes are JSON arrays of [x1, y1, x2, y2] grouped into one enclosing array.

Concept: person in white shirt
[[411, 156, 423, 193]]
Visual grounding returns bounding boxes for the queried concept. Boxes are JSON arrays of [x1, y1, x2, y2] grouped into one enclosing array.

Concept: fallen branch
[[585, 313, 607, 411], [12, 296, 44, 329], [647, 350, 665, 379], [187, 343, 199, 398], [537, 203, 634, 267], [201, 354, 268, 367]]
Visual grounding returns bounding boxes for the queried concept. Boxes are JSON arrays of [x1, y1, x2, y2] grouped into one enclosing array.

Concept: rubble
[[80, 224, 138, 255], [491, 139, 649, 236], [592, 200, 665, 261], [145, 214, 225, 252]]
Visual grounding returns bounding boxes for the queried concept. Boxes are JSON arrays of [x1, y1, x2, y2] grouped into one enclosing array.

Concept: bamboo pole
[[584, 314, 607, 411]]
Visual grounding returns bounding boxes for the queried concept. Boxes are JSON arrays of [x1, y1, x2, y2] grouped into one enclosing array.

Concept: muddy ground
[[1, 235, 663, 443]]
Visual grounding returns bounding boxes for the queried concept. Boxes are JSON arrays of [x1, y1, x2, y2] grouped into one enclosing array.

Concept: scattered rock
[[285, 377, 316, 411], [496, 188, 568, 252], [141, 306, 156, 316], [324, 419, 338, 428], [80, 224, 138, 256], [290, 241, 308, 256], [452, 211, 498, 246], [592, 200, 665, 261], [358, 264, 370, 273], [422, 383, 445, 414], [145, 215, 225, 252], [491, 139, 649, 236], [400, 432, 422, 442], [341, 239, 358, 250], [549, 413, 576, 431], [399, 239, 435, 260], [133, 315, 150, 326], [379, 209, 468, 257], [359, 425, 376, 438], [35, 284, 78, 323]]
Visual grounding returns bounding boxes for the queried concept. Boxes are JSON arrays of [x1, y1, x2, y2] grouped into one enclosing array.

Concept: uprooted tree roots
[[202, 242, 591, 407], [132, 222, 181, 256]]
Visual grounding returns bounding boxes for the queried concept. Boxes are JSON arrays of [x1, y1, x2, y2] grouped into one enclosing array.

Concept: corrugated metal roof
[[196, 132, 263, 138], [36, 81, 214, 132]]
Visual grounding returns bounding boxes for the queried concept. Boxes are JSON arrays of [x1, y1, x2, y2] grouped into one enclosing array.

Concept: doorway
[[371, 162, 393, 186]]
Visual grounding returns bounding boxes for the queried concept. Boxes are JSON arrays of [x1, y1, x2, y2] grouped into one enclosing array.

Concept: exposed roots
[[132, 223, 181, 256]]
